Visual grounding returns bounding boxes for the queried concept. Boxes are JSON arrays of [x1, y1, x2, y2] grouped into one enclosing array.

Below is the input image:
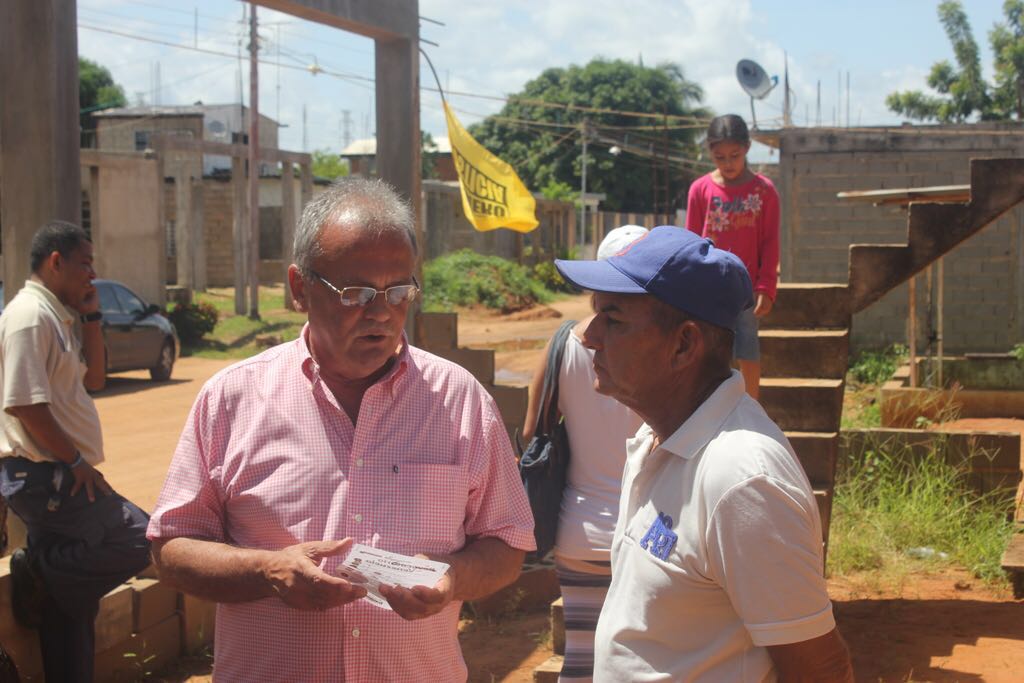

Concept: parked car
[[95, 279, 179, 381]]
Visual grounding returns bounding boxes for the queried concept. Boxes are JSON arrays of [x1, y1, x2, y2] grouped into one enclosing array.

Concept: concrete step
[[760, 378, 845, 433], [786, 431, 839, 491], [1000, 528, 1024, 599], [431, 347, 495, 385], [415, 311, 457, 352], [761, 283, 850, 329], [760, 329, 850, 380], [848, 244, 913, 314], [534, 655, 563, 683]]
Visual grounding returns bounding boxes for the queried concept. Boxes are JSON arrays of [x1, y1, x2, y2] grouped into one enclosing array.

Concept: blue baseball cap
[[554, 226, 754, 331]]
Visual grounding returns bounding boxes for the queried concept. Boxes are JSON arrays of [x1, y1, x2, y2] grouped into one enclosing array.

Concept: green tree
[[990, 0, 1024, 118], [422, 131, 439, 180], [884, 1, 1024, 122], [311, 150, 349, 179], [470, 58, 710, 212], [79, 57, 127, 144]]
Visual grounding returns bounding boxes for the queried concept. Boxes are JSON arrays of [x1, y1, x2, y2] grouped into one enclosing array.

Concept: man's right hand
[[70, 461, 113, 502], [263, 539, 367, 610]]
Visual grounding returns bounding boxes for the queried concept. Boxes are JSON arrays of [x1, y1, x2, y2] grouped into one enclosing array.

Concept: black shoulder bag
[[518, 319, 577, 562]]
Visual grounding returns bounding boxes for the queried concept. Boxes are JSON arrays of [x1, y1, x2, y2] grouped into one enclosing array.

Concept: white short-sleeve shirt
[[593, 371, 835, 682], [0, 280, 104, 464]]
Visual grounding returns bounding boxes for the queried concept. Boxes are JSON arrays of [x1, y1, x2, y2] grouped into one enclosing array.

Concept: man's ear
[[288, 265, 309, 313], [670, 320, 703, 371], [46, 250, 63, 274]]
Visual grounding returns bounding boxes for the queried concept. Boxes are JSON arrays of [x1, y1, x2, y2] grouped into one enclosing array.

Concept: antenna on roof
[[735, 59, 778, 130]]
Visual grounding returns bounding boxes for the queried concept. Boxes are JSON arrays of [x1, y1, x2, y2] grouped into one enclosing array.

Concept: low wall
[[840, 428, 1022, 496], [0, 560, 214, 681]]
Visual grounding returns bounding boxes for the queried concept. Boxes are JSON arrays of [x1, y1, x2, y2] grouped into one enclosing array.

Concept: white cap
[[597, 224, 649, 261]]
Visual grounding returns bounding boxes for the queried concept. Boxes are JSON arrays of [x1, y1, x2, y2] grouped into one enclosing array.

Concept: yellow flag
[[444, 103, 539, 233]]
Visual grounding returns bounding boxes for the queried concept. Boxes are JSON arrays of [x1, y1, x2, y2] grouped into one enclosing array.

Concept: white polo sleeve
[[2, 324, 54, 410], [704, 473, 836, 647]]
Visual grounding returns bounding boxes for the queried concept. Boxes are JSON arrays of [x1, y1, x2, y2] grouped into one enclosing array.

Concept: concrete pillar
[[190, 178, 206, 291], [374, 37, 422, 256], [0, 0, 81, 302], [232, 156, 249, 315], [281, 163, 296, 310], [174, 167, 194, 290]]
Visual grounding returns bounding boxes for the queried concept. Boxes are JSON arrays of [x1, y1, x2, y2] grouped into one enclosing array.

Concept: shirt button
[[352, 628, 360, 638], [355, 458, 364, 467], [354, 513, 363, 522]]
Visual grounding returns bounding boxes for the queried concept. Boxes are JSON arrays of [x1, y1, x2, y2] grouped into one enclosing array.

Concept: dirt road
[[94, 357, 234, 511]]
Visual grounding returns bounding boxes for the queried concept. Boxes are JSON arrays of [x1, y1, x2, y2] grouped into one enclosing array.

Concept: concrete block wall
[[774, 125, 1024, 353], [0, 559, 216, 681]]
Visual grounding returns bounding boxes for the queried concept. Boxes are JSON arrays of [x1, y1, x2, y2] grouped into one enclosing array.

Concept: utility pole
[[580, 118, 588, 250], [248, 3, 260, 319], [341, 109, 352, 149]]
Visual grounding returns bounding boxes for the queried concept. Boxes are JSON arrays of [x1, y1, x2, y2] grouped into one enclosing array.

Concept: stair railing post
[[937, 257, 944, 388], [908, 275, 918, 388]]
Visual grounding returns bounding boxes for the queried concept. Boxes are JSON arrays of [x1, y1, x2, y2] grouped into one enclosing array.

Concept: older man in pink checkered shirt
[[147, 178, 535, 682]]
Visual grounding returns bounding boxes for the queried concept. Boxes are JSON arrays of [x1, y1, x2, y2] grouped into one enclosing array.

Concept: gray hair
[[293, 176, 416, 276]]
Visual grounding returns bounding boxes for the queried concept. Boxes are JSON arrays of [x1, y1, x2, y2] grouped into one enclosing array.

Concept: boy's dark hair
[[706, 114, 750, 147], [29, 221, 91, 273]]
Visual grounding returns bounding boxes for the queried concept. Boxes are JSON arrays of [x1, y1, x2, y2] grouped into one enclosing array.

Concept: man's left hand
[[378, 571, 454, 621], [753, 292, 773, 318], [75, 286, 100, 316]]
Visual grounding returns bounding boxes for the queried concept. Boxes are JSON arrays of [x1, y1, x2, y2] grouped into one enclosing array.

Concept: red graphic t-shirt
[[685, 173, 780, 301]]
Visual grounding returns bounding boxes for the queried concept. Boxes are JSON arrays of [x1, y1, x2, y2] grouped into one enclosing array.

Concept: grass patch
[[186, 286, 305, 359], [423, 250, 553, 313], [828, 436, 1015, 588], [848, 344, 907, 385]]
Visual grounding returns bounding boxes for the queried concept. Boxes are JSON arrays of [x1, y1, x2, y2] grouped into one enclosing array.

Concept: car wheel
[[150, 340, 174, 381]]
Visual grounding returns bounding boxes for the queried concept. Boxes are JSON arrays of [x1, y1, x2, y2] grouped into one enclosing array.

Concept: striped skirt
[[555, 556, 613, 683]]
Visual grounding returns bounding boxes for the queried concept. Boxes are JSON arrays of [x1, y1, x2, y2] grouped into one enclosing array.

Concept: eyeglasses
[[310, 270, 420, 307]]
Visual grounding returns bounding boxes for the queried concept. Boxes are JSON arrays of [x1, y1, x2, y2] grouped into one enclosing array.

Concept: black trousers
[[1, 457, 151, 683]]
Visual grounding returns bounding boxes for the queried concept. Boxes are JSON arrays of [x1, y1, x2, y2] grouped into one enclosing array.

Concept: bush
[[1011, 342, 1024, 361], [423, 250, 552, 313], [848, 344, 908, 385], [532, 260, 573, 293], [168, 301, 219, 346]]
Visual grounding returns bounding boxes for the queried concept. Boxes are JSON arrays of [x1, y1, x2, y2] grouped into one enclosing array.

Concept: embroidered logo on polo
[[639, 512, 677, 560]]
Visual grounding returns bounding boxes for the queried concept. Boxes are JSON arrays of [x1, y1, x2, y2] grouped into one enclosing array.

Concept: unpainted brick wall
[[774, 125, 1024, 353]]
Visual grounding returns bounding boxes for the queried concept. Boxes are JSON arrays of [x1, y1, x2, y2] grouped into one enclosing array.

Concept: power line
[[79, 22, 716, 126]]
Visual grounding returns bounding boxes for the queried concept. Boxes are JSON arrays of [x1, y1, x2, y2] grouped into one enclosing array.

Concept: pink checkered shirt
[[147, 328, 535, 682]]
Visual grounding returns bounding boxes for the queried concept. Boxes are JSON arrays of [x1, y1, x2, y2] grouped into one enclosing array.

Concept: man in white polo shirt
[[0, 220, 151, 683], [555, 226, 853, 682]]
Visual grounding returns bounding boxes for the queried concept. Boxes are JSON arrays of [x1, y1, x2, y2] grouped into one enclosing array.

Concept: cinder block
[[130, 577, 179, 633], [94, 613, 182, 682], [550, 597, 565, 656], [0, 558, 43, 680], [533, 655, 563, 683], [96, 582, 134, 653], [181, 593, 216, 655]]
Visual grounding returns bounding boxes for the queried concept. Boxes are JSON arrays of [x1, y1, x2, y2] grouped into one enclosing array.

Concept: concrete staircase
[[757, 156, 1024, 567], [415, 311, 528, 443]]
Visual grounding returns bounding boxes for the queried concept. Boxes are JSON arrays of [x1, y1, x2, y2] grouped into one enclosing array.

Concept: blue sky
[[77, 0, 1009, 162]]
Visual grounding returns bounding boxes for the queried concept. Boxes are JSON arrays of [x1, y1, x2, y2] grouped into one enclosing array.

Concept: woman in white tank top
[[522, 226, 647, 683]]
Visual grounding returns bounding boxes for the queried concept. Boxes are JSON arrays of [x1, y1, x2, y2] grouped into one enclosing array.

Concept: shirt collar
[[658, 370, 746, 460], [298, 322, 411, 394], [23, 280, 75, 325]]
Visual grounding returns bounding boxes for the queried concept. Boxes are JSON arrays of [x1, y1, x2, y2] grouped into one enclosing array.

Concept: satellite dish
[[736, 59, 778, 129]]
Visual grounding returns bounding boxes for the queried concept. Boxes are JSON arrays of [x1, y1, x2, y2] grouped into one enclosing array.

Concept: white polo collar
[[656, 370, 746, 460], [23, 279, 75, 325]]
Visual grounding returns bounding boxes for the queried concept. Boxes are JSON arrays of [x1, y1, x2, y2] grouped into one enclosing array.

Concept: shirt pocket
[[379, 462, 468, 556]]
